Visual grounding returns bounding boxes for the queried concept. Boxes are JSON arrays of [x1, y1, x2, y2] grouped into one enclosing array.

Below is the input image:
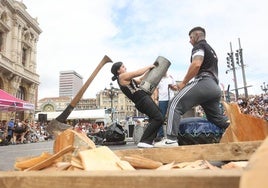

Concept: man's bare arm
[[178, 55, 203, 89]]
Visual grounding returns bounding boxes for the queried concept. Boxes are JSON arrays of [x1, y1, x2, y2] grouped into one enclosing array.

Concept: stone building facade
[[36, 87, 137, 122], [96, 88, 137, 121], [0, 0, 41, 121], [37, 96, 72, 113]]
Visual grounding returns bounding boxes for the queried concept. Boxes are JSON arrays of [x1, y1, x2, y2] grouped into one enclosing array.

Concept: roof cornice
[[2, 0, 42, 34]]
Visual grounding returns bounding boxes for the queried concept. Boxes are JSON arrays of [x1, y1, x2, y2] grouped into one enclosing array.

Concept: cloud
[[23, 0, 268, 99]]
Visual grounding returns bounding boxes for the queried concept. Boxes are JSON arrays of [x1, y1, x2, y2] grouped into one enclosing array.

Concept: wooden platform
[[114, 140, 261, 163], [240, 136, 268, 188], [0, 101, 267, 188], [0, 169, 242, 188], [0, 140, 265, 188]]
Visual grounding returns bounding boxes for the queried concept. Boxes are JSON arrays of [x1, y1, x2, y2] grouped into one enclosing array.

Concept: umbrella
[[0, 89, 34, 111]]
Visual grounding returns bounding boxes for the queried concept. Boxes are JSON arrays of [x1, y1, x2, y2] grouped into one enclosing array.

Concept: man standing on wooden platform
[[154, 26, 229, 147]]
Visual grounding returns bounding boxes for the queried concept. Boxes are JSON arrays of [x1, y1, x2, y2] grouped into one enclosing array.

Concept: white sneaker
[[137, 142, 154, 148], [154, 138, 178, 148]]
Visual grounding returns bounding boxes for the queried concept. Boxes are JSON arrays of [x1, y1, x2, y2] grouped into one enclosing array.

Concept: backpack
[[104, 122, 125, 143]]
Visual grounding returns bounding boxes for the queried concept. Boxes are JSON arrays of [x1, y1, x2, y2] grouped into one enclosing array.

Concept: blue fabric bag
[[177, 117, 225, 145]]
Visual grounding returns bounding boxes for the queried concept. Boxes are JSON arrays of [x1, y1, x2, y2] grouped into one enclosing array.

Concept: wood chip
[[14, 152, 52, 171], [122, 155, 163, 169], [24, 145, 74, 171], [79, 146, 128, 171]]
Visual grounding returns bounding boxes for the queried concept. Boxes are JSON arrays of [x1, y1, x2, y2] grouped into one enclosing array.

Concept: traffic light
[[226, 57, 231, 68], [235, 51, 239, 65], [227, 52, 234, 69], [239, 48, 243, 61]]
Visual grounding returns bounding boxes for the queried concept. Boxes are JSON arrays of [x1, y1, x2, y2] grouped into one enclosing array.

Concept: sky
[[22, 0, 268, 100]]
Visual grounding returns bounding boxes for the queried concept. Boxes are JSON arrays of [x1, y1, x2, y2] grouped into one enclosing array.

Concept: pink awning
[[0, 89, 34, 111]]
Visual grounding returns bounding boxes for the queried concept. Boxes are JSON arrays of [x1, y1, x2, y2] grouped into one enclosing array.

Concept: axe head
[[47, 119, 72, 135]]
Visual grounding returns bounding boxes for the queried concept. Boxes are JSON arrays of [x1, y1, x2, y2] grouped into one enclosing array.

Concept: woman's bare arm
[[119, 65, 155, 86]]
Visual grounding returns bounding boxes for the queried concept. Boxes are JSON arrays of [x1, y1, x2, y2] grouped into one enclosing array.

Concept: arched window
[[0, 10, 9, 52], [22, 46, 27, 66], [0, 11, 8, 22], [0, 78, 3, 89], [17, 86, 26, 100], [43, 104, 54, 112]]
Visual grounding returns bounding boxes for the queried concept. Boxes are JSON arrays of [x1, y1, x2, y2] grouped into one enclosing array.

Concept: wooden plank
[[240, 136, 268, 188], [220, 102, 268, 143], [24, 145, 74, 171], [114, 141, 262, 163], [1, 140, 265, 188], [0, 170, 242, 188]]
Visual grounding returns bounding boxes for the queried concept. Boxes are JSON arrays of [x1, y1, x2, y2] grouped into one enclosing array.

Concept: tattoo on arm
[[192, 55, 204, 62]]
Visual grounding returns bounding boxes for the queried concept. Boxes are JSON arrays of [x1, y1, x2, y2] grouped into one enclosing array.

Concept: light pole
[[261, 82, 268, 93], [104, 82, 118, 122], [226, 42, 239, 100], [235, 38, 248, 98]]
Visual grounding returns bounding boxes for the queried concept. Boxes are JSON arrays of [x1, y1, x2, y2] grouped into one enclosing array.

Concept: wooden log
[[240, 136, 268, 188], [53, 129, 96, 154], [220, 102, 268, 143], [114, 141, 262, 163], [0, 170, 242, 188]]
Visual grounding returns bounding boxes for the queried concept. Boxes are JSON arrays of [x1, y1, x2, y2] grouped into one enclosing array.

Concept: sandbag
[[139, 56, 171, 95], [177, 117, 225, 145]]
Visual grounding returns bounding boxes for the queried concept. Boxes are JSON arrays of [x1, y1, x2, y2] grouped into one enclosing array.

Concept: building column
[[11, 22, 19, 62]]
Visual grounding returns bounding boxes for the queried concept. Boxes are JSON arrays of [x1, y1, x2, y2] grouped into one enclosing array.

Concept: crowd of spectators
[[0, 118, 111, 146], [196, 93, 268, 121], [236, 93, 268, 121], [1, 93, 267, 146], [0, 119, 49, 146], [71, 121, 106, 135]]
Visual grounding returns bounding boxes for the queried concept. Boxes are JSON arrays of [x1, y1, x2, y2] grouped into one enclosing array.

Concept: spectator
[[153, 72, 177, 142], [13, 119, 27, 144], [7, 119, 15, 144]]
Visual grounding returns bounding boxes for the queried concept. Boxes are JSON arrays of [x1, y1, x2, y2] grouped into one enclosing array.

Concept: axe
[[47, 55, 112, 135]]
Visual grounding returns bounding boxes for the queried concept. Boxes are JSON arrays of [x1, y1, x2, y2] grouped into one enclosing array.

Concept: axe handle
[[56, 55, 112, 123]]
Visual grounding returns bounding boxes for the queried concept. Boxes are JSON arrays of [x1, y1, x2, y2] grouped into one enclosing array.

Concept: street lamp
[[104, 82, 118, 122], [261, 82, 268, 93]]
